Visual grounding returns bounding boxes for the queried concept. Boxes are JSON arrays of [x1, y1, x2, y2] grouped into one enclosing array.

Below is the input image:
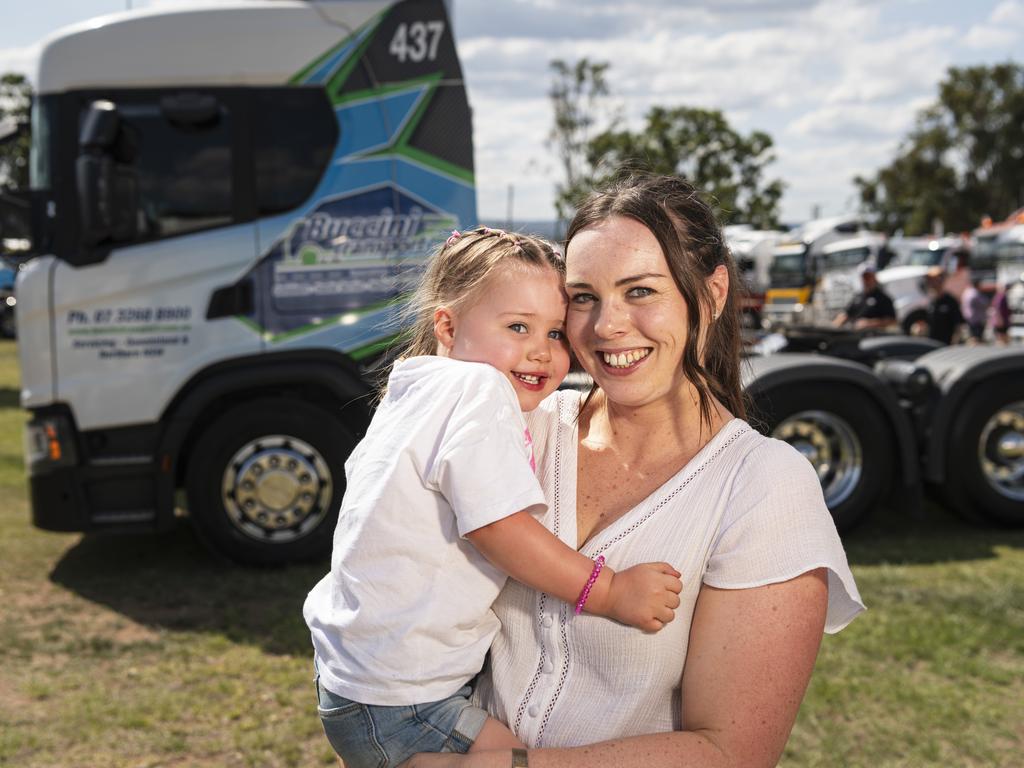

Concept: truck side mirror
[[79, 100, 120, 149], [76, 100, 138, 246]]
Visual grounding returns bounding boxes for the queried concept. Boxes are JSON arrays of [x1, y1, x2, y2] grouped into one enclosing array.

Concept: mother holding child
[[304, 174, 864, 768]]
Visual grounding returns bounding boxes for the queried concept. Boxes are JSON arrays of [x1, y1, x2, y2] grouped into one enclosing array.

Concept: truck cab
[[995, 224, 1024, 331], [724, 224, 781, 328], [19, 0, 476, 564], [876, 236, 963, 333], [811, 233, 888, 323], [973, 208, 1024, 288], [761, 215, 870, 329]]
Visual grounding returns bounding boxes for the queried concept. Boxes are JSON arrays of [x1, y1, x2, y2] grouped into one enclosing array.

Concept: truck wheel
[[759, 384, 893, 533], [185, 398, 354, 565], [946, 379, 1024, 526]]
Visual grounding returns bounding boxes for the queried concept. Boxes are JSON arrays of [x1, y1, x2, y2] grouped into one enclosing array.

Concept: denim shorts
[[316, 678, 488, 768]]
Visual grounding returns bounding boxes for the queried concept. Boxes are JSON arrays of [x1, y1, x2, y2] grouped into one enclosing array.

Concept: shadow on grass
[[48, 524, 327, 658], [0, 387, 20, 410], [843, 501, 1024, 566], [45, 503, 1024, 653]]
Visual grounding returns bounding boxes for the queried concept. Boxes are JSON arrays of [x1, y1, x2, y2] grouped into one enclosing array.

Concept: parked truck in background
[[810, 232, 888, 323], [19, 0, 475, 564], [995, 224, 1024, 332], [761, 215, 873, 329], [875, 236, 963, 334], [746, 329, 1024, 532], [725, 224, 781, 328]]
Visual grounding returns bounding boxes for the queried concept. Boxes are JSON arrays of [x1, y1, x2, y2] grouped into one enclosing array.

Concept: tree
[[549, 60, 785, 228], [548, 59, 612, 224], [0, 72, 32, 192], [855, 63, 1024, 234]]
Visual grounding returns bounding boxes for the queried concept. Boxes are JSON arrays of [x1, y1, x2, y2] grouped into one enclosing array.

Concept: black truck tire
[[756, 383, 894, 533], [945, 377, 1024, 526], [185, 398, 354, 565]]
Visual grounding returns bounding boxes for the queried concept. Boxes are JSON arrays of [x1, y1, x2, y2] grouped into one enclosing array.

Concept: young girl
[[303, 227, 683, 768]]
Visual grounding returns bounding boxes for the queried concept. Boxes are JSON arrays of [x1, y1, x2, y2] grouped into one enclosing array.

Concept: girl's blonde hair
[[393, 227, 565, 364]]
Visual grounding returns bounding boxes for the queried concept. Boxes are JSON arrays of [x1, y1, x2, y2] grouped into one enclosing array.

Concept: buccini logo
[[278, 207, 456, 272]]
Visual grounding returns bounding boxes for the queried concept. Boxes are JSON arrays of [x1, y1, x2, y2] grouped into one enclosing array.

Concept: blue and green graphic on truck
[[238, 1, 475, 357]]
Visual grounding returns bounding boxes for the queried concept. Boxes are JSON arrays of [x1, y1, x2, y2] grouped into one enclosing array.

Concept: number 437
[[389, 20, 445, 63]]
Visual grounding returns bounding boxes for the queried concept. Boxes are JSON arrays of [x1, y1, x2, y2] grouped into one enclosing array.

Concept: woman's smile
[[598, 347, 653, 371]]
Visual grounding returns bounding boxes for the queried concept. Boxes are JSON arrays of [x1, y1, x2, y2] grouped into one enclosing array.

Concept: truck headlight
[[24, 416, 77, 471]]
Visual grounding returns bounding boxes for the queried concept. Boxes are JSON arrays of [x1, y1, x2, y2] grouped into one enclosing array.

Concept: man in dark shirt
[[833, 262, 896, 329], [924, 267, 963, 345]]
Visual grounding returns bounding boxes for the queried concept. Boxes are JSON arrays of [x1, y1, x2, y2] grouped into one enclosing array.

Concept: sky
[[2, 0, 1022, 225]]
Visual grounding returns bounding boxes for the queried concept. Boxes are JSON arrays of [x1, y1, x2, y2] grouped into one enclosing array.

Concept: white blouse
[[475, 390, 864, 748]]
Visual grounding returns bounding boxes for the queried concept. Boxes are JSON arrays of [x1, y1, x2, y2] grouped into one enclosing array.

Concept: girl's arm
[[466, 511, 681, 632], [402, 568, 828, 768]]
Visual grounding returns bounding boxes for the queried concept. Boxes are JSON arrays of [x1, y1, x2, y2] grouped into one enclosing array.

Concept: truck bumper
[[762, 303, 810, 329], [30, 466, 91, 531], [25, 410, 163, 533]]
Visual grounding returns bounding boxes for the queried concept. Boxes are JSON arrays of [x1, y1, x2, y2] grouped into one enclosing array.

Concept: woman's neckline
[[563, 391, 743, 551]]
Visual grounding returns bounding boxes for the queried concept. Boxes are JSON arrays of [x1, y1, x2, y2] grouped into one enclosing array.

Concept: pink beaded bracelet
[[574, 555, 606, 615]]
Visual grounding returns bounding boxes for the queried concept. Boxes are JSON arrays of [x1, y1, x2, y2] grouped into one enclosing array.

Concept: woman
[[405, 175, 864, 767]]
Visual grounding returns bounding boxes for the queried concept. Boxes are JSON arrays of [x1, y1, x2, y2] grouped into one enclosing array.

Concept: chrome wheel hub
[[222, 435, 333, 541], [978, 401, 1024, 501], [772, 410, 863, 508]]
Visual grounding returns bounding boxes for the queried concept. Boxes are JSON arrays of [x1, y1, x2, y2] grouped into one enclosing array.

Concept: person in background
[[833, 262, 896, 329], [960, 278, 990, 344], [989, 281, 1012, 345], [943, 248, 972, 302], [915, 266, 963, 345]]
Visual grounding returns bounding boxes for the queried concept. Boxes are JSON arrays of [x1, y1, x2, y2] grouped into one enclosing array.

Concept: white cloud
[[964, 0, 1024, 49], [992, 0, 1024, 24], [0, 46, 39, 81]]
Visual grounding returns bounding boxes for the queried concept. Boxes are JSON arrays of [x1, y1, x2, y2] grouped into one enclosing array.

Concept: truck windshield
[[974, 236, 999, 272], [997, 242, 1024, 264], [824, 246, 870, 270], [770, 253, 806, 275], [907, 248, 943, 267], [769, 252, 808, 288]]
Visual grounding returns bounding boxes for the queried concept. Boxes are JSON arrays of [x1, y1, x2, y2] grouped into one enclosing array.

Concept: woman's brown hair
[[566, 174, 746, 429]]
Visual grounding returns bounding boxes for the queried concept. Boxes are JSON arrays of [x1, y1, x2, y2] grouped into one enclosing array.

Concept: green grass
[[1, 337, 1022, 766]]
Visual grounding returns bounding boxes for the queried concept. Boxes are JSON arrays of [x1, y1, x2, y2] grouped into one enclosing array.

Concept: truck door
[[53, 89, 260, 431]]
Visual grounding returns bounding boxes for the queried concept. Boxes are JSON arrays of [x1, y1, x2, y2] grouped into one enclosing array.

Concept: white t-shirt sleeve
[[429, 367, 547, 537], [704, 438, 865, 633]]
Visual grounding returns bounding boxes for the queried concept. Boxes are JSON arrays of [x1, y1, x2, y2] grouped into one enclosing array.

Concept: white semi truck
[[16, 0, 1024, 562], [19, 0, 476, 564]]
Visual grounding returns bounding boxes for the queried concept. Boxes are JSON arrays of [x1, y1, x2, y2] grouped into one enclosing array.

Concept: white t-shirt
[[303, 357, 546, 706], [475, 389, 865, 747]]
